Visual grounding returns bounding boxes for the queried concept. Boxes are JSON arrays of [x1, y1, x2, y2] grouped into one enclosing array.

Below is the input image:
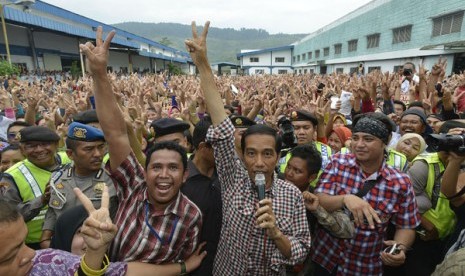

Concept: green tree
[[0, 60, 19, 76], [70, 61, 82, 80], [159, 37, 172, 46], [167, 63, 182, 75]]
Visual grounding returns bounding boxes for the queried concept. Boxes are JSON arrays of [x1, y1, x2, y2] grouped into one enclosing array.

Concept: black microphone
[[255, 173, 266, 201]]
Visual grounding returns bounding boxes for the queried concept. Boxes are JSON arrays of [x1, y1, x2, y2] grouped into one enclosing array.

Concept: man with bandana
[[311, 114, 420, 276]]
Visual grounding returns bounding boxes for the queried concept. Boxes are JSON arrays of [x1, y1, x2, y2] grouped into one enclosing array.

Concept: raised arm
[[185, 21, 227, 126], [79, 27, 131, 171]]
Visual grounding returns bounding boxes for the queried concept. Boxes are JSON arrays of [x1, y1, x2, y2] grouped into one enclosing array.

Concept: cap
[[438, 120, 465, 134], [67, 122, 105, 141], [19, 126, 60, 143], [290, 110, 318, 126], [230, 115, 256, 128], [151, 118, 190, 139], [73, 110, 99, 124]]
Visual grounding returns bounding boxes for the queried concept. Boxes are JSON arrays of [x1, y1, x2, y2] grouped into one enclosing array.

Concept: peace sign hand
[[73, 185, 117, 252], [185, 21, 210, 66], [79, 26, 116, 77]]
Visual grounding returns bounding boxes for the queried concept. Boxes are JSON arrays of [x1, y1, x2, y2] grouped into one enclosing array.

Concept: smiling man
[[79, 27, 201, 269], [1, 126, 70, 249]]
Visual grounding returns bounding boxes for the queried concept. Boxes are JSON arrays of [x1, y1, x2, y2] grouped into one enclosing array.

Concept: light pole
[[0, 0, 35, 65]]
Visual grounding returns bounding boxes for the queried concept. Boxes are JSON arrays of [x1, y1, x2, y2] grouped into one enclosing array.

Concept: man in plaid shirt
[[311, 114, 420, 276], [185, 21, 311, 275], [80, 27, 203, 272]]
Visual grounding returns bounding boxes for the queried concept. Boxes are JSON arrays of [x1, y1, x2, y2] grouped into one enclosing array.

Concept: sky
[[42, 0, 373, 34]]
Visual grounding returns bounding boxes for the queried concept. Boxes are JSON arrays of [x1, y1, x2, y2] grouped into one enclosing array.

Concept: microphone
[[255, 173, 266, 201]]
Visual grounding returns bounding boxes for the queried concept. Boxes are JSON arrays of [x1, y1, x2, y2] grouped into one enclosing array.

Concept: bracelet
[[79, 254, 110, 276], [179, 261, 188, 276]]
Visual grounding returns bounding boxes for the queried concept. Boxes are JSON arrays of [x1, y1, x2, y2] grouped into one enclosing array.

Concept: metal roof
[[236, 45, 294, 59]]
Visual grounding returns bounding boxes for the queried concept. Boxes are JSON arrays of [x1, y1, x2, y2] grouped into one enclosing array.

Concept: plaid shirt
[[207, 118, 311, 275], [311, 153, 420, 276], [107, 152, 202, 263]]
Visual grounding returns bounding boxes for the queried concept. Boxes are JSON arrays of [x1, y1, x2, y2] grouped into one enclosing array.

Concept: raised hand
[[185, 21, 210, 66], [79, 26, 116, 77], [73, 185, 117, 252]]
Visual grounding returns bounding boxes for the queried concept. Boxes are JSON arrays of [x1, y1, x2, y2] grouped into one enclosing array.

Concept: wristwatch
[[179, 261, 188, 276]]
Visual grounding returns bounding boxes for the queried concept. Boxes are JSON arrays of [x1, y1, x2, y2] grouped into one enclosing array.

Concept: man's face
[[292, 121, 315, 145], [0, 219, 35, 276], [20, 141, 58, 169], [146, 110, 159, 122], [145, 149, 188, 210], [285, 156, 312, 192], [155, 132, 188, 151], [233, 128, 247, 153], [393, 104, 404, 117], [351, 132, 385, 164], [68, 141, 106, 175], [399, 114, 425, 135], [243, 134, 279, 187], [426, 117, 441, 130], [7, 126, 26, 145], [0, 150, 25, 172], [403, 64, 414, 81]]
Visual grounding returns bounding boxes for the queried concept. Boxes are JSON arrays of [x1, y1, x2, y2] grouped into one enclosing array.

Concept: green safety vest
[[280, 141, 332, 189], [339, 148, 408, 172], [412, 153, 456, 239], [5, 152, 71, 244]]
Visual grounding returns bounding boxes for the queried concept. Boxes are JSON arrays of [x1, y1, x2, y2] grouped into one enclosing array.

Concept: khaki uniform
[[42, 164, 116, 231]]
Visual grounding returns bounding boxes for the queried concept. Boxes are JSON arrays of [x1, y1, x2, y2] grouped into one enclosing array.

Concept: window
[[433, 11, 464, 37], [324, 47, 329, 56], [299, 69, 302, 74], [308, 52, 312, 59], [367, 33, 380, 48], [302, 53, 306, 60], [297, 55, 301, 62], [334, 44, 342, 55], [350, 67, 359, 74], [315, 50, 320, 59], [392, 25, 412, 44], [336, 68, 344, 74], [393, 65, 403, 73], [304, 69, 308, 74], [255, 69, 264, 74], [249, 57, 259, 62], [368, 66, 381, 73], [348, 39, 358, 52], [275, 57, 285, 63], [310, 69, 314, 74], [278, 69, 288, 74], [293, 56, 296, 63]]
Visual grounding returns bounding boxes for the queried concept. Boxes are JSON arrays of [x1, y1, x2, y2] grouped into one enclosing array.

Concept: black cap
[[73, 110, 99, 124], [290, 110, 318, 126], [229, 115, 256, 128], [19, 126, 60, 143], [439, 120, 465, 134], [401, 109, 433, 134], [151, 118, 190, 139]]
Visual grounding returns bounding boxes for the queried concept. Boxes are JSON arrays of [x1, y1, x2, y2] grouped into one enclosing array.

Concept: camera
[[277, 117, 297, 150], [403, 68, 413, 76], [317, 83, 325, 93], [426, 133, 465, 154]]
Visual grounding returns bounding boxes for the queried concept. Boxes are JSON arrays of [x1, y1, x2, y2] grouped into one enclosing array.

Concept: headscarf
[[396, 133, 427, 154], [50, 205, 88, 252]]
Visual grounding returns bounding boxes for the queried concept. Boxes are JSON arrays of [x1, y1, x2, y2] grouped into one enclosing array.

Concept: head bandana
[[353, 117, 390, 144]]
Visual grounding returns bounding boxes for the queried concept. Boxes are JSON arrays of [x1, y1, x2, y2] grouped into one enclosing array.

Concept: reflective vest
[[5, 152, 71, 244], [279, 141, 332, 189], [339, 148, 408, 172], [412, 153, 456, 239]]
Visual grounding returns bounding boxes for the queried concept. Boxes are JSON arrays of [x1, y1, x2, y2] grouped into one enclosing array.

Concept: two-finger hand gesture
[[73, 185, 117, 252], [79, 26, 115, 77], [185, 21, 210, 66]]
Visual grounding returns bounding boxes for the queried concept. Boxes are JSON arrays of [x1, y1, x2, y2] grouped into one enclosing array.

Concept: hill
[[112, 22, 307, 63]]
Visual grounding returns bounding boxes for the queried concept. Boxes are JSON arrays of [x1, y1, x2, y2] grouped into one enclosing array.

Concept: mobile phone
[[330, 96, 339, 110], [384, 244, 401, 255]]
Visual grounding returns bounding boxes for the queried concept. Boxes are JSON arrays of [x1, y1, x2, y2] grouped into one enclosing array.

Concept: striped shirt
[[207, 118, 311, 275], [107, 152, 202, 263]]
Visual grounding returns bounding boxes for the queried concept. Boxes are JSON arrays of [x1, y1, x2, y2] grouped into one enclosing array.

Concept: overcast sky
[[42, 0, 373, 34]]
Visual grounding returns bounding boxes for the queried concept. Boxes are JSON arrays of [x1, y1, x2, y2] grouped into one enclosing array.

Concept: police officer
[[1, 126, 71, 249], [229, 114, 256, 159], [40, 122, 117, 248], [150, 117, 191, 151], [278, 110, 332, 189]]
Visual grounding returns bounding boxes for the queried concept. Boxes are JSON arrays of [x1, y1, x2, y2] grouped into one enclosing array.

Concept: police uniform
[[230, 114, 256, 129], [1, 126, 71, 246], [42, 122, 117, 232], [278, 110, 332, 189]]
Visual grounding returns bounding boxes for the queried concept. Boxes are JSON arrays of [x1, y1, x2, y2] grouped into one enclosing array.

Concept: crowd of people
[[0, 21, 465, 276]]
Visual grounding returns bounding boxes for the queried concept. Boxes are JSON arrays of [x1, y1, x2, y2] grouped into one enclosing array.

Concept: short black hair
[[65, 138, 82, 151], [0, 199, 21, 224], [145, 141, 188, 171], [7, 121, 31, 133], [241, 124, 282, 154], [289, 144, 322, 176], [393, 100, 407, 111], [408, 101, 424, 109], [192, 117, 212, 149]]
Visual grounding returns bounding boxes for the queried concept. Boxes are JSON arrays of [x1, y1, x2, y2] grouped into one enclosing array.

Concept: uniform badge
[[235, 118, 243, 126], [73, 127, 87, 139], [56, 183, 64, 189], [291, 111, 298, 120], [0, 182, 10, 189], [51, 199, 60, 207], [94, 182, 106, 197]]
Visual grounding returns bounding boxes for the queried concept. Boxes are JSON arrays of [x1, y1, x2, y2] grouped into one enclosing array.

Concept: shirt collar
[[140, 189, 183, 217]]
